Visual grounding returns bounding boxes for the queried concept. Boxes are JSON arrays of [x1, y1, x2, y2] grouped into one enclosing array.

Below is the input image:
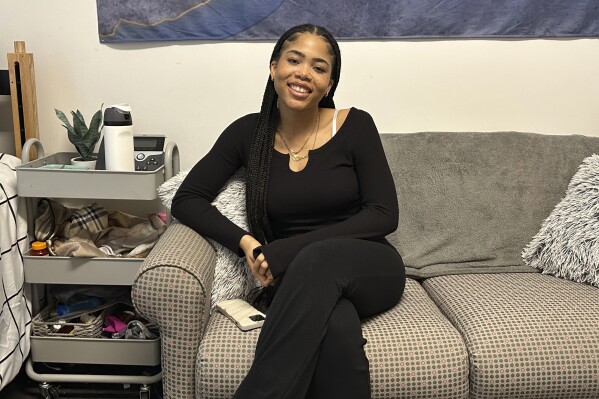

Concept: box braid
[[246, 24, 342, 244]]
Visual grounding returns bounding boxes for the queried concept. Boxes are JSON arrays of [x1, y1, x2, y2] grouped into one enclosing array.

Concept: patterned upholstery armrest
[[132, 221, 216, 399]]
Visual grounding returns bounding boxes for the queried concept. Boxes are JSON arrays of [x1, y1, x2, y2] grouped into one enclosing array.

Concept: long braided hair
[[246, 24, 342, 244]]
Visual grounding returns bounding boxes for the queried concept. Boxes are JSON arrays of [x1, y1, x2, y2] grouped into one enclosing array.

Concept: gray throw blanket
[[381, 132, 599, 278]]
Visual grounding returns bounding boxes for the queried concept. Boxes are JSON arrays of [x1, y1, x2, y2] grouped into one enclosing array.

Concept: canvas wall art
[[97, 0, 599, 43]]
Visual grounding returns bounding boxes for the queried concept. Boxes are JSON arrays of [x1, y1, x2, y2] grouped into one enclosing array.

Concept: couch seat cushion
[[423, 273, 599, 399], [196, 279, 469, 398]]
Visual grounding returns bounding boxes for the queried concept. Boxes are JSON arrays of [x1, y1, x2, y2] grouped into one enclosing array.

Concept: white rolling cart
[[17, 138, 179, 399]]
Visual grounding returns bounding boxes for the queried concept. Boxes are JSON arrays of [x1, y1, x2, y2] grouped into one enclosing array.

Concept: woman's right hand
[[239, 234, 274, 287]]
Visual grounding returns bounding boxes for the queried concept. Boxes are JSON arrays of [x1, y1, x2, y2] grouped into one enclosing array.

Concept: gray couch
[[132, 131, 599, 399]]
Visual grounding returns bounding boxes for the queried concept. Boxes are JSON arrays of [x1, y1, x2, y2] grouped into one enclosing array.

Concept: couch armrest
[[132, 221, 216, 399]]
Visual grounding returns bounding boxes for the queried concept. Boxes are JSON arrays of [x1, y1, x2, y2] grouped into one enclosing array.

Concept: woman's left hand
[[252, 253, 274, 287], [239, 234, 274, 286]]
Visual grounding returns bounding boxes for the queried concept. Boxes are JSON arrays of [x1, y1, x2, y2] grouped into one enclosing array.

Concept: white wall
[[1, 1, 598, 169]]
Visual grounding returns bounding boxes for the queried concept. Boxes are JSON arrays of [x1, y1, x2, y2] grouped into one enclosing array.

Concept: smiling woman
[[171, 24, 406, 399], [269, 34, 336, 171]]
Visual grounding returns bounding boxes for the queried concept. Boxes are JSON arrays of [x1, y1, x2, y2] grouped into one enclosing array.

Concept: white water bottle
[[102, 104, 135, 171]]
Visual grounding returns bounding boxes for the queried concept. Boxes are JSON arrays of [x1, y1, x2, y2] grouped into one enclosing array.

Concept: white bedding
[[0, 153, 30, 390]]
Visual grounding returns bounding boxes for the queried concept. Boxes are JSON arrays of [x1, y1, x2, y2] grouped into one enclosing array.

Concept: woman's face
[[270, 33, 334, 112]]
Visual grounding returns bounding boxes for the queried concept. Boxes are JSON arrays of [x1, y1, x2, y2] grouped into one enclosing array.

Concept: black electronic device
[[0, 70, 10, 95], [134, 134, 166, 171]]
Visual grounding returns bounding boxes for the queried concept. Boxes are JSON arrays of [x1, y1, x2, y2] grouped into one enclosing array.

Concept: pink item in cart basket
[[103, 315, 127, 334]]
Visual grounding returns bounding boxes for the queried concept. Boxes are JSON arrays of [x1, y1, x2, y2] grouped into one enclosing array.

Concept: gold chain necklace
[[278, 112, 320, 162]]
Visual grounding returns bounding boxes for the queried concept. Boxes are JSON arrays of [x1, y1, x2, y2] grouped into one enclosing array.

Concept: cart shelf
[[17, 152, 164, 200], [23, 251, 143, 285], [30, 336, 160, 366]]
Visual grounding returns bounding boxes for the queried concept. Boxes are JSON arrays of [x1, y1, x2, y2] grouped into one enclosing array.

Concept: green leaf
[[66, 129, 86, 158], [71, 110, 87, 137], [76, 110, 86, 126], [54, 109, 74, 135], [88, 108, 103, 138]]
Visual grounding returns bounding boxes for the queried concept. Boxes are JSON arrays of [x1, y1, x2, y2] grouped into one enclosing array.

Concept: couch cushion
[[196, 279, 469, 398], [380, 132, 599, 278], [423, 273, 599, 399]]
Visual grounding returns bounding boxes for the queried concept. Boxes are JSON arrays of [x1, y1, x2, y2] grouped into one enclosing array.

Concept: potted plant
[[54, 105, 103, 169]]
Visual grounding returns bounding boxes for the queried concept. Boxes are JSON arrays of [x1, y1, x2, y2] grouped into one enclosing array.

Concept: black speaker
[[0, 70, 10, 95]]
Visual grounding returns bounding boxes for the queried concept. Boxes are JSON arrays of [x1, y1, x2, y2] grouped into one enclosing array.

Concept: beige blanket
[[35, 199, 166, 258]]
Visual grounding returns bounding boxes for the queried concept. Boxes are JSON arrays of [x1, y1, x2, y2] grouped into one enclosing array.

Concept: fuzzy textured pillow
[[522, 154, 599, 287], [158, 168, 258, 307]]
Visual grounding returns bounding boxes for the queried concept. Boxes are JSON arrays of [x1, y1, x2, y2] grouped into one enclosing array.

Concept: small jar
[[31, 241, 49, 256]]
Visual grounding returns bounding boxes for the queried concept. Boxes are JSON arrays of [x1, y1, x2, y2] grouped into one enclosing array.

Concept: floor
[[1, 364, 38, 399], [1, 362, 162, 399]]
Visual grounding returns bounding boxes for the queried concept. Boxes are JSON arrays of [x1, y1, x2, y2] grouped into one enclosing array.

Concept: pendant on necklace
[[291, 153, 308, 162]]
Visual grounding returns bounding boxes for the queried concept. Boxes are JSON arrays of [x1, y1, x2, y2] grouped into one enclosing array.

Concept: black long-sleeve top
[[171, 108, 398, 278]]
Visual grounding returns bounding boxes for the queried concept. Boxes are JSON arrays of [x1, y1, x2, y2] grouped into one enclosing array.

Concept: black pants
[[233, 238, 406, 399]]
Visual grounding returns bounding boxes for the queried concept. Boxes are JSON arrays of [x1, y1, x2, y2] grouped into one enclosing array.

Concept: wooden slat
[[7, 41, 39, 159]]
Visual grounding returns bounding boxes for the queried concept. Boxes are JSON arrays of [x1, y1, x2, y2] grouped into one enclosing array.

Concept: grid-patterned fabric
[[132, 222, 216, 399], [423, 273, 599, 399], [0, 154, 31, 390], [197, 279, 469, 398]]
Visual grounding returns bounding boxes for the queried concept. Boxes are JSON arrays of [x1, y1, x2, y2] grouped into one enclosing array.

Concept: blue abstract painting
[[97, 0, 599, 43]]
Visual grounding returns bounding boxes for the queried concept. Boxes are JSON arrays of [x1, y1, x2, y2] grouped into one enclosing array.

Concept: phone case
[[215, 299, 266, 331]]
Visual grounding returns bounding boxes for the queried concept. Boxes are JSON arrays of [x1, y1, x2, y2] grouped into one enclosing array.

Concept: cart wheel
[[39, 382, 60, 399], [139, 385, 151, 399], [48, 386, 60, 399]]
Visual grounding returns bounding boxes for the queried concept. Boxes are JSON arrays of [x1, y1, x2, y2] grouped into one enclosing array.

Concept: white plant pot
[[70, 156, 97, 170]]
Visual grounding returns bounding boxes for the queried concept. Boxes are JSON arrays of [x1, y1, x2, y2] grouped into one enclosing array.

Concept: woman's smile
[[288, 82, 312, 97]]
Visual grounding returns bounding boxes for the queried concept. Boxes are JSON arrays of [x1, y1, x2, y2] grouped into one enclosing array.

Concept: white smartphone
[[215, 299, 266, 331]]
